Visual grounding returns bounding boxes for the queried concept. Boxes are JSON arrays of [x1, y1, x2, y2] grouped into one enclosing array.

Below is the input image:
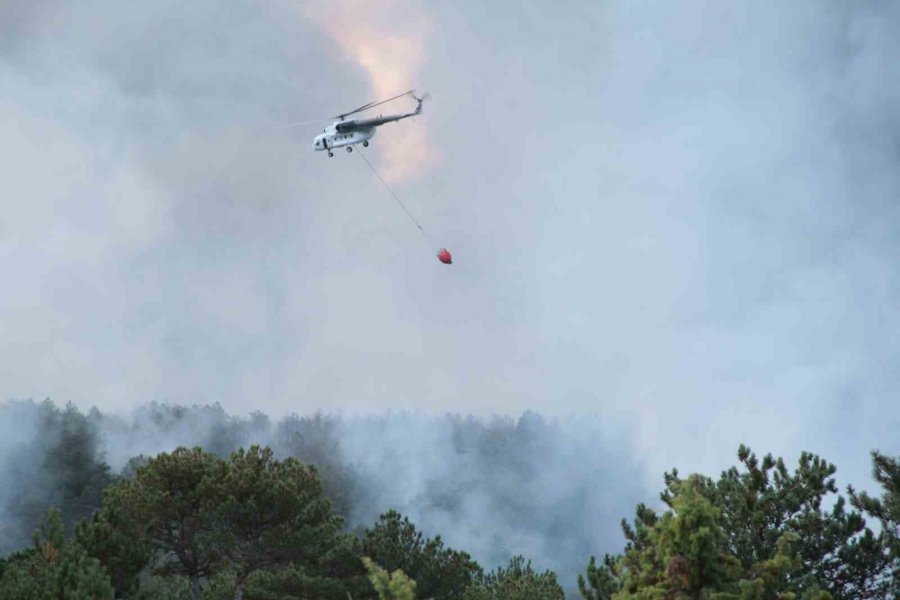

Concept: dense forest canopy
[[0, 399, 897, 599], [0, 399, 646, 584]]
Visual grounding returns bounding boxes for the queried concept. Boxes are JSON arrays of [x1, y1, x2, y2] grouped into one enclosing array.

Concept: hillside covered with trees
[[0, 400, 897, 599]]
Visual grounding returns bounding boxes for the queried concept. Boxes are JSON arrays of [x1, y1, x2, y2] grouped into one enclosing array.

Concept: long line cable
[[357, 149, 431, 242]]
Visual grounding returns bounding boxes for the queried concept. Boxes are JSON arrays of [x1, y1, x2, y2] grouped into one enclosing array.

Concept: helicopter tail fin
[[413, 91, 430, 114]]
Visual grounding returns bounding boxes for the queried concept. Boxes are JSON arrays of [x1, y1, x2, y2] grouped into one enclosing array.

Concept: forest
[[0, 399, 897, 599]]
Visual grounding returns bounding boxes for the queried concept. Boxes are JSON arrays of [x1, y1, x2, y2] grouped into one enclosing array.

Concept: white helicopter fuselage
[[313, 124, 375, 153], [312, 94, 424, 156]]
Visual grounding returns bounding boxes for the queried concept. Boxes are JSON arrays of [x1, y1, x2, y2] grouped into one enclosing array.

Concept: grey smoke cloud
[[0, 400, 649, 596], [1, 0, 899, 552]]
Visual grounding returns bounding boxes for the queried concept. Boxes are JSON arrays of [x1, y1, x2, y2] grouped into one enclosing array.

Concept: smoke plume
[[0, 400, 647, 594]]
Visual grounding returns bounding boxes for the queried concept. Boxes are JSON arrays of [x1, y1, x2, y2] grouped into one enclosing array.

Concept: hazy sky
[[2, 0, 899, 486]]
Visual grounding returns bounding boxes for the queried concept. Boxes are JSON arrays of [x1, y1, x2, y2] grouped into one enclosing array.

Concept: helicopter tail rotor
[[412, 91, 430, 116]]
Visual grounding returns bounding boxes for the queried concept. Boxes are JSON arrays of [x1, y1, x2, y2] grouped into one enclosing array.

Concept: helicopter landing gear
[[363, 141, 369, 147], [346, 146, 353, 153], [328, 151, 333, 157]]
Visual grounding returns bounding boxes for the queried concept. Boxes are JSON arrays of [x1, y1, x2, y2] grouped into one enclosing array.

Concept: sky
[[2, 0, 899, 489]]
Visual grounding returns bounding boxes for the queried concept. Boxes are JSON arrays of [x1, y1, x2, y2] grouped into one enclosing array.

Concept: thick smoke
[[0, 401, 112, 553], [334, 411, 646, 585], [0, 400, 647, 591]]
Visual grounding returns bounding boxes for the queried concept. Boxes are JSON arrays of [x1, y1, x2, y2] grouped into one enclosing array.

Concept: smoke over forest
[[0, 399, 649, 588]]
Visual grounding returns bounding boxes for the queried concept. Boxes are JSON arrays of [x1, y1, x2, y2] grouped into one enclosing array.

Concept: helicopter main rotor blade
[[272, 117, 331, 129], [335, 90, 415, 119]]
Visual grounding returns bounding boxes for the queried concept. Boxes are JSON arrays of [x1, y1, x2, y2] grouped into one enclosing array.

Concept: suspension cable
[[357, 149, 431, 242]]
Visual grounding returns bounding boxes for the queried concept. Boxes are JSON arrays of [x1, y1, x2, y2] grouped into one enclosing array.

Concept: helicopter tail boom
[[335, 93, 428, 132]]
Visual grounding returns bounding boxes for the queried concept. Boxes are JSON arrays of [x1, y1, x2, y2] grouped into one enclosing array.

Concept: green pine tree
[[362, 557, 417, 600], [669, 446, 887, 598], [0, 508, 113, 600], [580, 447, 898, 600], [612, 475, 741, 599], [850, 452, 900, 596], [73, 494, 153, 596], [213, 445, 341, 600], [578, 555, 619, 600], [105, 447, 226, 600], [361, 511, 482, 600], [464, 555, 564, 600]]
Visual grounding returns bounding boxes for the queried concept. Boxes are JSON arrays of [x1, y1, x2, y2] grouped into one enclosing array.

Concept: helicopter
[[312, 90, 428, 157]]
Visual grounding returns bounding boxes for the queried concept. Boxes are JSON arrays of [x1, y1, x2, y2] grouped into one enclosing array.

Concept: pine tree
[[245, 532, 372, 600], [0, 508, 113, 600], [363, 557, 417, 600], [1, 400, 113, 554], [361, 511, 482, 600], [579, 447, 898, 599], [850, 452, 900, 596], [74, 489, 154, 596], [463, 555, 564, 600], [213, 445, 341, 600], [714, 533, 831, 600], [611, 475, 741, 599], [106, 447, 226, 600], [661, 446, 889, 598], [578, 555, 619, 600]]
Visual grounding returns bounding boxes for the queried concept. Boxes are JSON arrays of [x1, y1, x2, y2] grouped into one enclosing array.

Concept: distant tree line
[[0, 397, 650, 588], [0, 399, 896, 599]]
